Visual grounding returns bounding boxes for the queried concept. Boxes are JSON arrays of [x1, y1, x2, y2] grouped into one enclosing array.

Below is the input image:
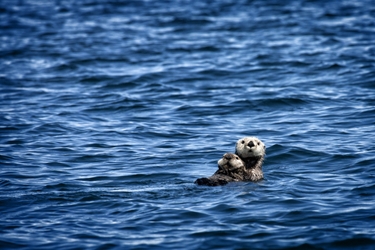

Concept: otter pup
[[235, 137, 266, 181], [195, 153, 245, 186]]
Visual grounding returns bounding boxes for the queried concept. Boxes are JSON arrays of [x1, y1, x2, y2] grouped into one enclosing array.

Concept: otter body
[[194, 174, 235, 186], [195, 137, 266, 186]]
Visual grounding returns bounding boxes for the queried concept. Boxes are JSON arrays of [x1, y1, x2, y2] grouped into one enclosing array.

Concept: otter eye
[[241, 140, 245, 144], [236, 157, 239, 160], [257, 142, 260, 145]]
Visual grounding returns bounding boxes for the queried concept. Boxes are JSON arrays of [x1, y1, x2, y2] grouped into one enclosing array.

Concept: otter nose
[[247, 141, 255, 148], [224, 154, 232, 160]]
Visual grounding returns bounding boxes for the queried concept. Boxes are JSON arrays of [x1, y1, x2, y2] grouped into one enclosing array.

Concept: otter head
[[235, 137, 266, 159], [218, 153, 245, 172]]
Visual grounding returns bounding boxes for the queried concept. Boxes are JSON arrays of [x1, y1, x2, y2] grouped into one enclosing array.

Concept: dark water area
[[1, 0, 375, 249]]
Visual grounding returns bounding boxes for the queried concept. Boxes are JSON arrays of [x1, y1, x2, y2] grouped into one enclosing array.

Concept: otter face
[[218, 153, 245, 171], [235, 137, 266, 159]]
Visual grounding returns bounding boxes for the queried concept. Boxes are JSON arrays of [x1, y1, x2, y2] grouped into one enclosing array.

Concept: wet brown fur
[[195, 152, 264, 186]]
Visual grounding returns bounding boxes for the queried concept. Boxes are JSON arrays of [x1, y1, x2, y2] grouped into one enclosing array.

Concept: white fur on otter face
[[218, 153, 245, 172], [235, 137, 266, 159]]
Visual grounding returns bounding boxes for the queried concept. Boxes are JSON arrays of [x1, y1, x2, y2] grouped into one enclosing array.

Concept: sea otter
[[195, 153, 245, 186], [195, 137, 266, 186], [235, 136, 265, 181]]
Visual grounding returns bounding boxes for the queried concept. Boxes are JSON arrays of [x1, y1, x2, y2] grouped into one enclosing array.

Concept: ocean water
[[1, 0, 375, 249]]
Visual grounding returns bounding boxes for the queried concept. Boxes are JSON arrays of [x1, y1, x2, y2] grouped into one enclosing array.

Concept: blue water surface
[[1, 0, 375, 249]]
